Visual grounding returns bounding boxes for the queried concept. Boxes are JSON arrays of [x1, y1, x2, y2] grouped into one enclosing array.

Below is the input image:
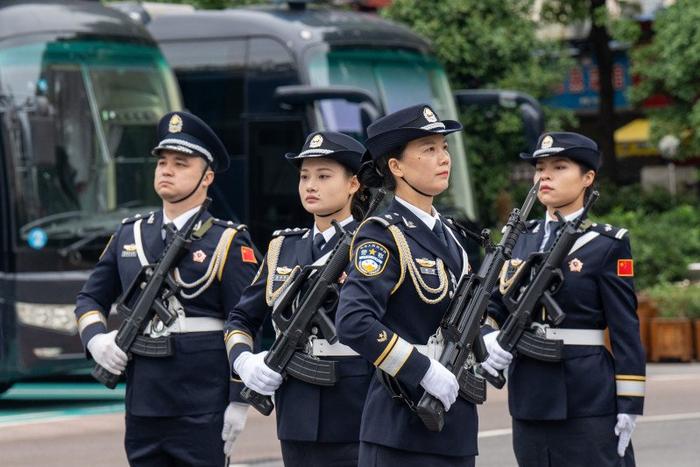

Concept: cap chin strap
[[170, 163, 210, 204], [400, 176, 433, 198], [316, 194, 351, 218]]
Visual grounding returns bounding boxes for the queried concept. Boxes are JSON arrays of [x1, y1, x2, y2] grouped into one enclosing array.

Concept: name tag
[[419, 267, 437, 276]]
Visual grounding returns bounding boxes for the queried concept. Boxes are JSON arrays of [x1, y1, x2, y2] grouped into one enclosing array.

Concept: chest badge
[[192, 250, 207, 263], [568, 258, 583, 272], [276, 266, 292, 275], [121, 244, 137, 258], [416, 258, 436, 268]]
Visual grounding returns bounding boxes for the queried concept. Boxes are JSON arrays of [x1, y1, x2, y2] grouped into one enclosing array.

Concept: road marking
[[648, 374, 700, 382], [476, 411, 700, 439]]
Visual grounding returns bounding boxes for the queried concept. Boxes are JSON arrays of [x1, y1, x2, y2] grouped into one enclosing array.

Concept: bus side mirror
[[453, 89, 544, 152]]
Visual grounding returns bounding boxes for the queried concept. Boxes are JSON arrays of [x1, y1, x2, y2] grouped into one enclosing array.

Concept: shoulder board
[[366, 212, 403, 228], [272, 227, 309, 237], [121, 211, 153, 224], [212, 218, 247, 230], [589, 222, 628, 240]]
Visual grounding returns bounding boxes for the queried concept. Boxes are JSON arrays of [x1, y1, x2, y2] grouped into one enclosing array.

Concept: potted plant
[[645, 281, 700, 362]]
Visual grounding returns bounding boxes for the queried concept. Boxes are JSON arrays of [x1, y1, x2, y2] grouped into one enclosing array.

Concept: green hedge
[[644, 282, 700, 319], [594, 204, 700, 290]]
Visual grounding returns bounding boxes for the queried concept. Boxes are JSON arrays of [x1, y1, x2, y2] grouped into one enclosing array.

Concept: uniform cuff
[[374, 335, 430, 388], [80, 322, 107, 354]]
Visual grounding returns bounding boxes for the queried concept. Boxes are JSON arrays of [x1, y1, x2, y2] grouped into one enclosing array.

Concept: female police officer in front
[[223, 131, 373, 467], [483, 132, 645, 466], [335, 104, 478, 466]]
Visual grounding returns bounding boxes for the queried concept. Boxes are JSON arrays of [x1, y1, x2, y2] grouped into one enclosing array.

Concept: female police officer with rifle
[[483, 132, 645, 466], [224, 131, 374, 467], [74, 112, 259, 466], [334, 104, 478, 466]]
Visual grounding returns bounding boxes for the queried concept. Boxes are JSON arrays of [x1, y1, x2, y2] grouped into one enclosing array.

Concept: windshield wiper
[[57, 227, 115, 258]]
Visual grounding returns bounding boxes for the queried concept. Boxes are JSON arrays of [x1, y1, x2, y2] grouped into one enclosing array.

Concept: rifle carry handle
[[240, 386, 274, 416]]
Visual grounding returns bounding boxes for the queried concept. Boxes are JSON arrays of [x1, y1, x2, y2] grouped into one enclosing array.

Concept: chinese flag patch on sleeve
[[617, 259, 634, 277], [241, 246, 257, 264]]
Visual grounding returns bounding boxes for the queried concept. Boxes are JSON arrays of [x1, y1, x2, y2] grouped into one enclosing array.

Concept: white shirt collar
[[162, 205, 201, 231], [313, 215, 355, 243], [395, 196, 440, 230], [544, 207, 584, 233]]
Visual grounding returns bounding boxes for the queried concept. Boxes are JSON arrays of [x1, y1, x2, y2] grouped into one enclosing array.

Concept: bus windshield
[[0, 40, 180, 243], [307, 48, 476, 220]]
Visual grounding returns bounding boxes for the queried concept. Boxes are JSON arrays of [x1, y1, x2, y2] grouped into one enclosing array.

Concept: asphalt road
[[1, 363, 699, 466]]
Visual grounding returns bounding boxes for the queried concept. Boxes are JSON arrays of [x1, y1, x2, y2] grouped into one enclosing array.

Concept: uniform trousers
[[513, 415, 636, 467], [358, 441, 475, 467], [125, 411, 224, 467], [280, 440, 359, 467]]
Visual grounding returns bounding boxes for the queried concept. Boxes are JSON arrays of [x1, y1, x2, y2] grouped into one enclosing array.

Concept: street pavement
[[1, 363, 699, 466]]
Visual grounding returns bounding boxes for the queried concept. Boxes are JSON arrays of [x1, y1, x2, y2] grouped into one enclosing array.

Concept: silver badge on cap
[[423, 107, 437, 123], [309, 134, 323, 148], [541, 135, 554, 149], [168, 114, 183, 133]]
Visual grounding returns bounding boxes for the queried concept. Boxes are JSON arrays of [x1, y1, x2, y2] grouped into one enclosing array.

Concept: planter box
[[636, 294, 657, 359], [649, 317, 693, 362]]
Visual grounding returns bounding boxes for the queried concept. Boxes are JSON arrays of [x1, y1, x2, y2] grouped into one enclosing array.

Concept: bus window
[[306, 48, 476, 221], [247, 38, 298, 114], [247, 119, 308, 242], [0, 41, 179, 252], [160, 40, 247, 156]]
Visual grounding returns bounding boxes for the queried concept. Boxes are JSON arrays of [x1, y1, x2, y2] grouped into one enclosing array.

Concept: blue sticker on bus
[[27, 228, 48, 250]]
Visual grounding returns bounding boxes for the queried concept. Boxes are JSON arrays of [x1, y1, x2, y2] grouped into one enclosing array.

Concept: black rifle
[[415, 181, 540, 432], [91, 198, 211, 389], [241, 190, 386, 415], [476, 191, 599, 389]]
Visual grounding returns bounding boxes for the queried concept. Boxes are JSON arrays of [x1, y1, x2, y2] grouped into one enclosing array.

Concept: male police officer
[[75, 112, 258, 466]]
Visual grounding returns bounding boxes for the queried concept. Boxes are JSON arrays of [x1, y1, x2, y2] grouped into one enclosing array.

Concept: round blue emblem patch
[[355, 241, 390, 277]]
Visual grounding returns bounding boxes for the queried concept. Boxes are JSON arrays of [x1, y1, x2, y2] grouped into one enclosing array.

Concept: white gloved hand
[[483, 331, 513, 369], [221, 402, 249, 458], [420, 358, 459, 411], [233, 351, 283, 396], [614, 413, 637, 457], [87, 330, 128, 375]]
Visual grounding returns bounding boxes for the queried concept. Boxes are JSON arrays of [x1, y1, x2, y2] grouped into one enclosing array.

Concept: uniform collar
[[162, 205, 201, 231], [394, 195, 440, 230], [544, 207, 584, 235], [313, 215, 354, 243]]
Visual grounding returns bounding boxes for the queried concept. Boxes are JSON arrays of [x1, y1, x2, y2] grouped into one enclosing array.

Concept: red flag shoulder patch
[[241, 246, 257, 264], [617, 259, 634, 277]]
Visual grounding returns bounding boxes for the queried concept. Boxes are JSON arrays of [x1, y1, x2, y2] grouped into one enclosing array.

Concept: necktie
[[542, 220, 563, 252], [312, 233, 325, 261], [432, 219, 449, 246], [163, 222, 177, 245]]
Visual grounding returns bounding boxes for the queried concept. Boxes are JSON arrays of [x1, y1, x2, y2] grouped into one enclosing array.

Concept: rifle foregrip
[[416, 392, 446, 432], [240, 387, 274, 416], [475, 364, 506, 389], [91, 363, 119, 389]]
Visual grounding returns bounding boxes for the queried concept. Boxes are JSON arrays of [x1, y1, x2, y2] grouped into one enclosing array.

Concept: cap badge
[[541, 135, 554, 149], [423, 107, 437, 123], [309, 134, 324, 148], [168, 114, 183, 133]]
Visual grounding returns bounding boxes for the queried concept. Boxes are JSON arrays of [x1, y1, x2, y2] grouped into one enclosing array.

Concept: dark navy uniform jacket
[[75, 210, 258, 417], [225, 220, 374, 443], [487, 219, 646, 421], [335, 199, 478, 458]]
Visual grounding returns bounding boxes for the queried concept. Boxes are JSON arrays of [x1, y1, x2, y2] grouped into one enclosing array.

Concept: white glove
[[221, 402, 249, 458], [233, 351, 283, 396], [420, 358, 459, 411], [480, 331, 513, 377], [614, 413, 637, 457], [87, 330, 128, 375]]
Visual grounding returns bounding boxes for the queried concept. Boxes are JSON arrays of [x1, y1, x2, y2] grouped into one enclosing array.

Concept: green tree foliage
[[629, 0, 700, 159], [383, 0, 573, 225]]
